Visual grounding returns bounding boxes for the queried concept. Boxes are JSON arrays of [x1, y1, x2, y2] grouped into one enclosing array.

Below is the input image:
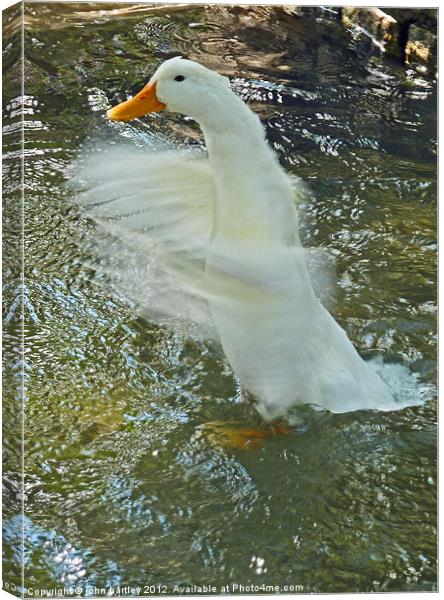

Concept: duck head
[[107, 57, 231, 124]]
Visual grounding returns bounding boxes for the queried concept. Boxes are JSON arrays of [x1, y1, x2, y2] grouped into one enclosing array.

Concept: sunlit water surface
[[3, 3, 436, 594]]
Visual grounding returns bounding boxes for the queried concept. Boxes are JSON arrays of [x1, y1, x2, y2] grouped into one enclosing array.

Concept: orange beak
[[106, 81, 166, 121]]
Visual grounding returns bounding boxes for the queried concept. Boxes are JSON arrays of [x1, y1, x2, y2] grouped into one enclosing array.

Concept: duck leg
[[196, 419, 291, 450]]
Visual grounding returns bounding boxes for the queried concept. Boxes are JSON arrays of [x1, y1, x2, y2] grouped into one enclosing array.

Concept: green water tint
[[2, 3, 436, 594]]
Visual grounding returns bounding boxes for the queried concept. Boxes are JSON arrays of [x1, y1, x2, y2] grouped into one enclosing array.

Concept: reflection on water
[[3, 3, 436, 594]]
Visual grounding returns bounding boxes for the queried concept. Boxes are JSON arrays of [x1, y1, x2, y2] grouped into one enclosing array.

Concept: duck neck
[[199, 95, 296, 247], [200, 95, 274, 178]]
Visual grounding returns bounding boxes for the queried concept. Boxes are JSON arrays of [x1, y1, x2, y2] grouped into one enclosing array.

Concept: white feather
[[70, 58, 425, 418], [71, 145, 219, 340]]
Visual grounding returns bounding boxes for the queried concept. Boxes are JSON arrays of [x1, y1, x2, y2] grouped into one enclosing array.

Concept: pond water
[[3, 2, 437, 595]]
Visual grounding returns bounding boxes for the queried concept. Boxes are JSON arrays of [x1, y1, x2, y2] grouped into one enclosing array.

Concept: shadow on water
[[2, 3, 436, 593]]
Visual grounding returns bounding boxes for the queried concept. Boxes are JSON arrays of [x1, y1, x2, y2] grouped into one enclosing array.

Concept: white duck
[[79, 57, 410, 428]]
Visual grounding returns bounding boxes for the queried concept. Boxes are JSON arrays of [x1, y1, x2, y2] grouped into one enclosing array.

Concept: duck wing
[[70, 144, 219, 341], [70, 142, 330, 342]]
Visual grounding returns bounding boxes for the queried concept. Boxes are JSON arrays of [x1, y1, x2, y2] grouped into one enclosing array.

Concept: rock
[[341, 6, 437, 69], [341, 7, 400, 55], [405, 23, 437, 69]]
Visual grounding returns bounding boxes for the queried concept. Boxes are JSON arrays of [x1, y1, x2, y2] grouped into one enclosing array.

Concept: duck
[[77, 57, 412, 432]]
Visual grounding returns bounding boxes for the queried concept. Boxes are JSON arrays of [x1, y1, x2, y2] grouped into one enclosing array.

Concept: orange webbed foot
[[196, 420, 292, 450]]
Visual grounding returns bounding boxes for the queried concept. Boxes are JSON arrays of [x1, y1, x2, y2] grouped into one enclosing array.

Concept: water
[[3, 3, 436, 594]]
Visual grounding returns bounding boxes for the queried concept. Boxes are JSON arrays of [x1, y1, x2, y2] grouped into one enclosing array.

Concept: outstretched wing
[[69, 141, 333, 341], [70, 144, 220, 341]]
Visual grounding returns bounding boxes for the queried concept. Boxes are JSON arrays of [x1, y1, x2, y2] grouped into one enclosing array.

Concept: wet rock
[[388, 9, 437, 68], [341, 7, 399, 53], [404, 23, 437, 69], [341, 6, 437, 70]]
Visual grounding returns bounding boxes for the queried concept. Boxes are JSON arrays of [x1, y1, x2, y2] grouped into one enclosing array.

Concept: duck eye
[[174, 75, 185, 82]]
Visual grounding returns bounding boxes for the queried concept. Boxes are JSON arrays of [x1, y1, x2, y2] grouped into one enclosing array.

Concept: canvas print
[[2, 1, 437, 596]]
